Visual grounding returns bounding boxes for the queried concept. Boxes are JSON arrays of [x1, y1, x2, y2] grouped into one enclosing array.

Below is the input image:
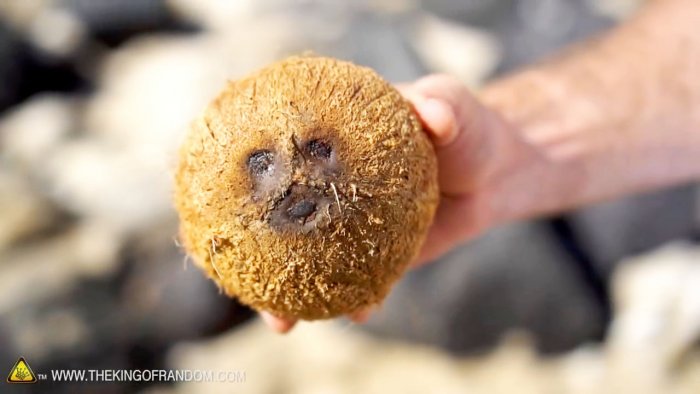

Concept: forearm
[[477, 0, 700, 224]]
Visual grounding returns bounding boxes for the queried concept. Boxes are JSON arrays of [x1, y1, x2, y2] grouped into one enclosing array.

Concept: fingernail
[[420, 98, 458, 147]]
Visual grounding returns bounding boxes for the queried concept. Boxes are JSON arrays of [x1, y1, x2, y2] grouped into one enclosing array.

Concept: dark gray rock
[[569, 184, 699, 276], [365, 222, 606, 355], [0, 20, 86, 115], [57, 0, 197, 47], [420, 0, 616, 74]]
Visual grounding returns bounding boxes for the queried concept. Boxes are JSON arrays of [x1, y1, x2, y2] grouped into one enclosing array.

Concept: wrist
[[474, 73, 589, 226]]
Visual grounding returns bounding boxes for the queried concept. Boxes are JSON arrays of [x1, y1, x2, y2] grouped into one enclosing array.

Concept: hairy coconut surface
[[175, 56, 438, 320]]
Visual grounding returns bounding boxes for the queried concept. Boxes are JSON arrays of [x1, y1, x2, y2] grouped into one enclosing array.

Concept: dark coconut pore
[[247, 134, 341, 233]]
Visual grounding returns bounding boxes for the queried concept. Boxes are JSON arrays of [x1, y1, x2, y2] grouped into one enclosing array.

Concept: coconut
[[175, 56, 438, 320]]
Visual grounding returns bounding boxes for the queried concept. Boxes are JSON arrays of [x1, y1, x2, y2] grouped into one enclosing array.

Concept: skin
[[263, 0, 700, 333]]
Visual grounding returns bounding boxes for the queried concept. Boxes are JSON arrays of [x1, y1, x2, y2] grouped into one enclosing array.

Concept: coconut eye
[[307, 139, 332, 159], [247, 150, 275, 176]]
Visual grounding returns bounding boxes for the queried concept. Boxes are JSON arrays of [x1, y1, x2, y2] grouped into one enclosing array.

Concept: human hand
[[397, 74, 519, 267], [263, 0, 700, 332], [261, 74, 527, 333]]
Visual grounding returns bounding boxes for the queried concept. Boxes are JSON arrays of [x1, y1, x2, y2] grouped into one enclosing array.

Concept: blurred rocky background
[[0, 0, 698, 393]]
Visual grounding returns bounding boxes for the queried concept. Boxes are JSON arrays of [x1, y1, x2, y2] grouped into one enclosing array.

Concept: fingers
[[410, 195, 484, 268], [260, 307, 373, 333], [259, 311, 296, 334], [348, 307, 373, 323], [411, 204, 458, 268]]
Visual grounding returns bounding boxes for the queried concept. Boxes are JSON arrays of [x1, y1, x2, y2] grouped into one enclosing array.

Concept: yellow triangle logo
[[6, 357, 37, 383]]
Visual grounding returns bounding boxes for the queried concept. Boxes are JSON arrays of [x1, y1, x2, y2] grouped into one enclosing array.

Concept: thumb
[[397, 86, 459, 147], [399, 75, 498, 197]]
